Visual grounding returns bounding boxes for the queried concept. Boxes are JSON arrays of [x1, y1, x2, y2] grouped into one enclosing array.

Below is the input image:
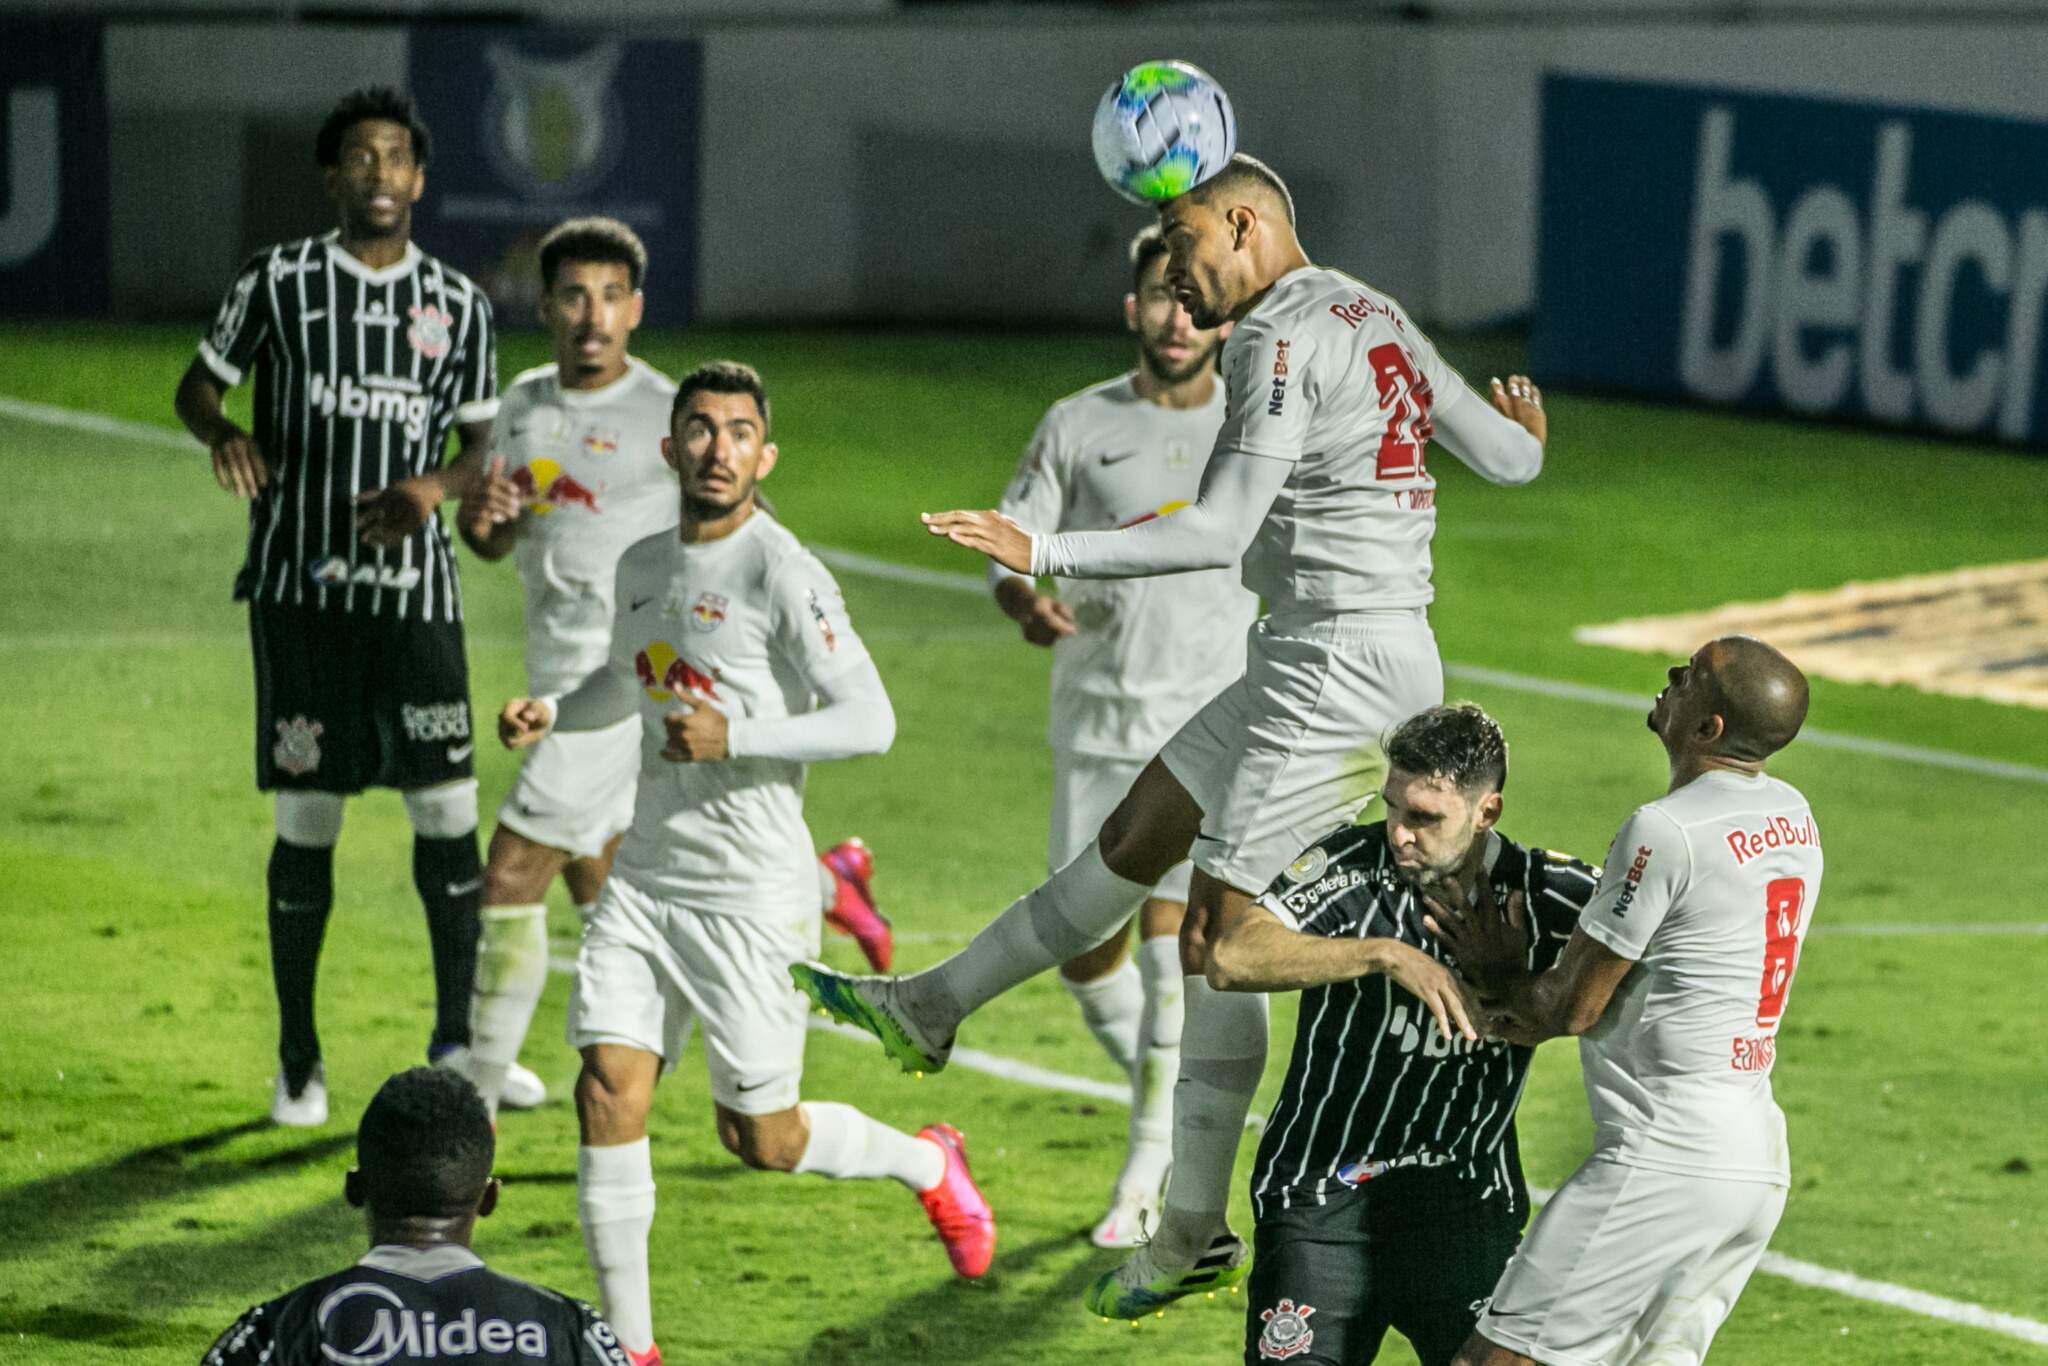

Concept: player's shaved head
[[354, 1068, 494, 1219], [1183, 153, 1296, 228], [1699, 636, 1809, 762]]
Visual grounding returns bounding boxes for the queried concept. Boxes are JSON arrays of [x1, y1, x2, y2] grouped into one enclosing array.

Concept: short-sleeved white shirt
[[998, 374, 1258, 759], [1576, 770, 1825, 1185], [1217, 267, 1471, 613], [493, 359, 680, 695], [604, 513, 871, 920]]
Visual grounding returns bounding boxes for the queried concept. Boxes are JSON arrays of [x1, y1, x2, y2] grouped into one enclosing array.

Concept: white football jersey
[[494, 358, 680, 695], [1575, 770, 1825, 1185], [1218, 267, 1497, 613], [603, 513, 869, 920], [998, 374, 1258, 760]]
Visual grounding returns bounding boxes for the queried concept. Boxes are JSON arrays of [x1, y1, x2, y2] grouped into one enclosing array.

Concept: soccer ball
[[1091, 60, 1237, 205]]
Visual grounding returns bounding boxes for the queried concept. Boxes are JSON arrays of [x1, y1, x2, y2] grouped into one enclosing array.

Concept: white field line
[[881, 924, 2048, 945], [542, 953, 2046, 1346], [7, 393, 2045, 789]]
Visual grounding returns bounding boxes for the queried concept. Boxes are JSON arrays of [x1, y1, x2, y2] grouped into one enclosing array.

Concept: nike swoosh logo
[[628, 596, 655, 612], [446, 743, 474, 763], [734, 1079, 773, 1093], [1097, 449, 1140, 466], [445, 877, 483, 898]]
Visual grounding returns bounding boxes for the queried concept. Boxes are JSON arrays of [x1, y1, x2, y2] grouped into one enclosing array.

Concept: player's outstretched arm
[[174, 358, 270, 499], [1463, 928, 1633, 1046], [1206, 901, 1478, 1042], [1431, 373, 1546, 486]]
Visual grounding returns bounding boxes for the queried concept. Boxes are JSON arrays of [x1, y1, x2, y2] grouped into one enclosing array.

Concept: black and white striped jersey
[[198, 232, 498, 623], [1248, 822, 1596, 1222]]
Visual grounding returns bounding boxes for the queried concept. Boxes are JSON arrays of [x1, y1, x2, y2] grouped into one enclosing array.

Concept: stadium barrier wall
[[1535, 76, 2048, 449], [39, 9, 2048, 346]]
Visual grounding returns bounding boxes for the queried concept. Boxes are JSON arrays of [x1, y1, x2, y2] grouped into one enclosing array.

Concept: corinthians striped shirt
[[1249, 822, 1595, 1222], [198, 232, 498, 623]]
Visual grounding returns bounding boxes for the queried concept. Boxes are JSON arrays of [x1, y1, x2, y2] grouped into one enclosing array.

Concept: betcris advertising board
[[1534, 75, 2048, 450]]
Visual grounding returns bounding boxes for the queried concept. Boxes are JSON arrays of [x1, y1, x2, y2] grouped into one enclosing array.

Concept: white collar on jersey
[[1480, 829, 1505, 879], [358, 1244, 486, 1280], [323, 231, 425, 286], [555, 356, 653, 408]]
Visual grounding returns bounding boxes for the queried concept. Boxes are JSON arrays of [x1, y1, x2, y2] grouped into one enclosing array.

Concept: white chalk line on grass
[[880, 924, 2048, 945], [7, 393, 2044, 789], [542, 952, 2047, 1346]]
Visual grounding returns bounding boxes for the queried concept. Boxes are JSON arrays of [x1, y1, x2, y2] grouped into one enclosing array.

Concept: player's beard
[[684, 472, 754, 521], [1141, 335, 1221, 386]]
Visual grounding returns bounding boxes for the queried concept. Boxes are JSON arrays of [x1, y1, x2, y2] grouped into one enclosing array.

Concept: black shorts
[[1246, 1170, 1523, 1366], [250, 601, 474, 794]]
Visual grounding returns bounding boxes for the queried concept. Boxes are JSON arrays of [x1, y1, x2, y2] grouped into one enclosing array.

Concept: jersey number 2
[[1755, 877, 1805, 1027], [1368, 343, 1435, 481]]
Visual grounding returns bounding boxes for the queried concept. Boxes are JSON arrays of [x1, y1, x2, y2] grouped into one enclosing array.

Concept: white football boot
[[498, 1061, 547, 1110], [1089, 1185, 1162, 1249], [271, 1063, 329, 1127]]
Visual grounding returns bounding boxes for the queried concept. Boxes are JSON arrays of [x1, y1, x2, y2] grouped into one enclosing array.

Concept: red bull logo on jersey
[[511, 458, 603, 514], [1724, 813, 1818, 867], [635, 640, 720, 702], [581, 427, 621, 457], [406, 304, 454, 359], [690, 593, 727, 633], [309, 373, 432, 441]]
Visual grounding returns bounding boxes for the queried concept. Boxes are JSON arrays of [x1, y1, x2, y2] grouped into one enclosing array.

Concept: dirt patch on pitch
[[1575, 560, 2048, 710]]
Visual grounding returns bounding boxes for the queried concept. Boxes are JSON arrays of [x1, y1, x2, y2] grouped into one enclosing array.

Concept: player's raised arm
[[1427, 370, 1546, 486], [720, 556, 895, 764]]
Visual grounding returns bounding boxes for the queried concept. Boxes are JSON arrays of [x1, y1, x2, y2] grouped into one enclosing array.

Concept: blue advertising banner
[[409, 29, 700, 325], [1533, 75, 2048, 449], [0, 18, 108, 316]]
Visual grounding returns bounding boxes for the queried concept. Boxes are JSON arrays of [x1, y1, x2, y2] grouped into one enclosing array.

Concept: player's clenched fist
[[662, 695, 729, 763], [459, 453, 523, 543], [498, 698, 553, 750], [1489, 374, 1547, 447]]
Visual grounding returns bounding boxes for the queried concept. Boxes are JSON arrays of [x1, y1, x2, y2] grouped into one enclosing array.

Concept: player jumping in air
[[990, 222, 1259, 1247], [793, 154, 1550, 1315], [1435, 637, 1821, 1366], [173, 88, 499, 1127], [450, 218, 889, 1117], [498, 363, 993, 1366]]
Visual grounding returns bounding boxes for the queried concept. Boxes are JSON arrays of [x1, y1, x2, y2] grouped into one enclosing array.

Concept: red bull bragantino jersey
[[198, 233, 498, 623], [558, 513, 873, 919], [1575, 770, 1825, 1186], [995, 374, 1257, 761], [494, 359, 681, 696]]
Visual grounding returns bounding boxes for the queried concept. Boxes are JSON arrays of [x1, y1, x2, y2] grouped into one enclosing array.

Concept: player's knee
[[719, 1113, 803, 1171], [275, 791, 346, 848], [403, 779, 479, 839]]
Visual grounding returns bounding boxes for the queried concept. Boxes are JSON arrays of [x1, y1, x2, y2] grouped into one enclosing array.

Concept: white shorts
[[1159, 609, 1442, 893], [1477, 1157, 1787, 1366], [497, 718, 639, 861], [564, 875, 818, 1116], [1049, 749, 1193, 905]]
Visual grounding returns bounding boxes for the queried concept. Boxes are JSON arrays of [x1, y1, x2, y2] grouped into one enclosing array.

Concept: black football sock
[[267, 838, 335, 1093], [413, 832, 482, 1051]]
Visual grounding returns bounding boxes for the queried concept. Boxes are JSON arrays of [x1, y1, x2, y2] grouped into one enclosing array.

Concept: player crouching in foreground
[[203, 1068, 630, 1365], [1194, 705, 1597, 1362], [1433, 636, 1820, 1366], [497, 363, 992, 1366]]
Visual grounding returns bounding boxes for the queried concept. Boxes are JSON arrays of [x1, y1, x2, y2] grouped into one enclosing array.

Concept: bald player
[[794, 154, 1551, 1316], [1427, 636, 1822, 1366]]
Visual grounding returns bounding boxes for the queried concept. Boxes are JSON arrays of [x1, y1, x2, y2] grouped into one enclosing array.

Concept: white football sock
[[1118, 936, 1186, 1199], [578, 1139, 657, 1353], [902, 843, 1149, 1040], [468, 903, 547, 1113], [1060, 956, 1141, 1076], [792, 1101, 946, 1191], [1151, 978, 1267, 1264]]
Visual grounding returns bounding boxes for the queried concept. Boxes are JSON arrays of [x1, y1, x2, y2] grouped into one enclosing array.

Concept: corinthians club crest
[[482, 41, 627, 200], [1257, 1298, 1316, 1360]]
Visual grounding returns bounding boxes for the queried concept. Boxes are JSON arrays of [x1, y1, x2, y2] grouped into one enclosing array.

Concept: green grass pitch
[[0, 322, 2043, 1364]]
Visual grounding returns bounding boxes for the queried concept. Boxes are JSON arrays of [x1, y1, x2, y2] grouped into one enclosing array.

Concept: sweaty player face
[[1381, 769, 1493, 891], [1127, 255, 1225, 386], [666, 390, 777, 521], [542, 260, 643, 387], [1158, 198, 1238, 331], [326, 119, 423, 241]]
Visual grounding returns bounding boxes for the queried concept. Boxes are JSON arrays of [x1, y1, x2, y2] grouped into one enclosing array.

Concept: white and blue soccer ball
[[1091, 60, 1237, 205]]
